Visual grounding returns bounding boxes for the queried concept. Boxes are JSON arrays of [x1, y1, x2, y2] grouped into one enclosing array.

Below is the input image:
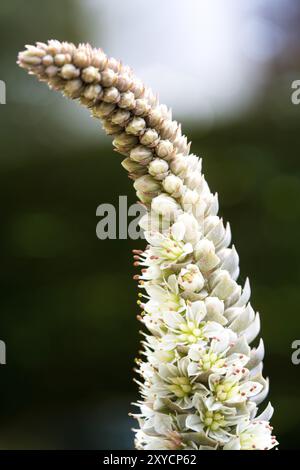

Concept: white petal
[[185, 414, 203, 432], [256, 402, 274, 422], [171, 221, 185, 241]]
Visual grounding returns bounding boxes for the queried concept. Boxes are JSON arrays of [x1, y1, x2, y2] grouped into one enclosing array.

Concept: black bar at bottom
[[0, 449, 295, 466]]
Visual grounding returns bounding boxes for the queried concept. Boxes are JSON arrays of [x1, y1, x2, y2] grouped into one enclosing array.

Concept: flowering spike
[[17, 40, 278, 450]]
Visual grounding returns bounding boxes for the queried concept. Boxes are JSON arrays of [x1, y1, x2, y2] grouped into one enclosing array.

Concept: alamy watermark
[[96, 195, 206, 240], [291, 340, 300, 365], [96, 196, 146, 240], [0, 340, 6, 365], [0, 79, 6, 104], [291, 80, 300, 105]]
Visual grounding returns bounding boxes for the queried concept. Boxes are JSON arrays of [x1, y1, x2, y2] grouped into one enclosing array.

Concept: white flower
[[143, 222, 193, 269], [139, 264, 162, 281], [135, 430, 183, 450], [151, 357, 206, 409], [186, 395, 248, 443], [162, 301, 227, 349], [178, 264, 205, 293], [224, 419, 278, 450], [187, 338, 248, 378], [143, 274, 186, 319], [208, 369, 263, 405], [143, 336, 178, 366], [134, 410, 186, 450]]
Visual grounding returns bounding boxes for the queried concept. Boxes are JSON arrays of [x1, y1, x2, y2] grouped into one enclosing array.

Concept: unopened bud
[[83, 84, 102, 101], [121, 158, 147, 178], [162, 174, 183, 197], [159, 119, 178, 140], [54, 54, 66, 66], [144, 88, 157, 107], [81, 66, 101, 83], [102, 121, 122, 135], [126, 117, 146, 135], [45, 65, 58, 77], [151, 193, 180, 219], [178, 264, 205, 293], [64, 79, 83, 98], [181, 189, 200, 208], [140, 129, 159, 147], [113, 133, 138, 152], [147, 108, 163, 127], [60, 64, 80, 80], [204, 216, 227, 246], [174, 134, 189, 155], [148, 159, 169, 180], [210, 270, 239, 301], [176, 213, 200, 245], [131, 78, 144, 98], [25, 45, 46, 58], [42, 55, 54, 66], [185, 171, 202, 190], [156, 140, 174, 159], [46, 40, 61, 55], [134, 98, 151, 116], [134, 175, 161, 196], [102, 87, 120, 103], [116, 72, 132, 92], [119, 91, 135, 109], [194, 239, 220, 272], [170, 154, 188, 177], [205, 297, 225, 322], [130, 145, 153, 165], [93, 102, 115, 118], [107, 57, 120, 72], [19, 51, 42, 66], [91, 49, 107, 70], [101, 68, 117, 87], [111, 109, 131, 126], [73, 50, 90, 68]]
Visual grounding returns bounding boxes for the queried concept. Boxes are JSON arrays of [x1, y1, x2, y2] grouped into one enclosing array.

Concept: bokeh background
[[0, 0, 300, 449]]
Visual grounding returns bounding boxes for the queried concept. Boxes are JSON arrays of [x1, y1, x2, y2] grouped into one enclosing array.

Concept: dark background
[[0, 0, 299, 449]]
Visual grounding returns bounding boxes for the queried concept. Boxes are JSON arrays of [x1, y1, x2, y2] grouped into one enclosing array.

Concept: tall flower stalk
[[18, 41, 277, 450]]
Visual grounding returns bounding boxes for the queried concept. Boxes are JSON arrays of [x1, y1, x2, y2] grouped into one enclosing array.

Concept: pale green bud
[[148, 159, 169, 180]]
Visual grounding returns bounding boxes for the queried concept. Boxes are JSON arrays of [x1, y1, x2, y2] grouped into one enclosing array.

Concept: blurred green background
[[0, 0, 300, 449]]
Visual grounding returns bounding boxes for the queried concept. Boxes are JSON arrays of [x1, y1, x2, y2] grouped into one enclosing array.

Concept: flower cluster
[[17, 40, 278, 450]]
